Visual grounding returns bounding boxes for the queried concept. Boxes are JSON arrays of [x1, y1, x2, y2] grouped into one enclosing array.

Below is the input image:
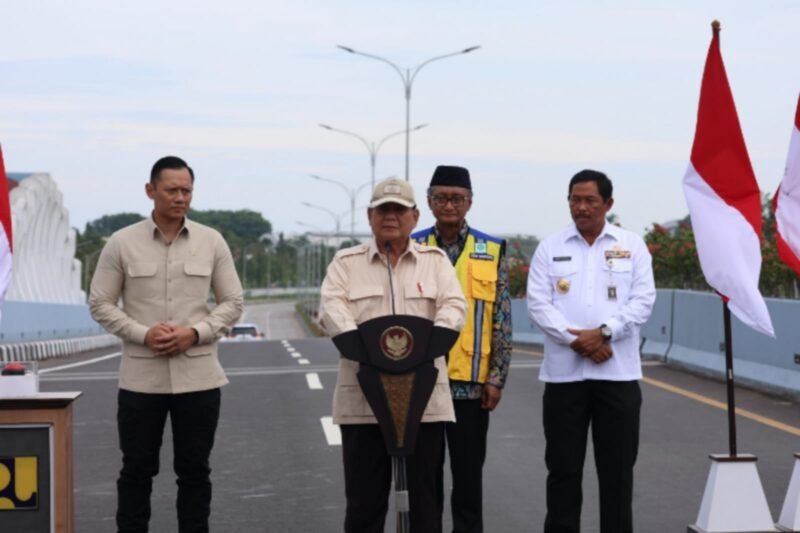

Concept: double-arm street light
[[318, 123, 428, 189], [336, 44, 481, 182], [300, 204, 343, 236], [308, 174, 371, 241]]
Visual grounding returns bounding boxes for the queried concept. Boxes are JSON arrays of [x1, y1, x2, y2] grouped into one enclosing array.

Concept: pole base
[[777, 453, 800, 531], [688, 454, 777, 532]]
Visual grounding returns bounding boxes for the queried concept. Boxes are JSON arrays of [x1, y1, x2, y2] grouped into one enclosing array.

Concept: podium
[[0, 392, 82, 533]]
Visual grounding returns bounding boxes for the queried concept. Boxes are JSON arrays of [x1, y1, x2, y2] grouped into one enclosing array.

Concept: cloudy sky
[[1, 0, 799, 240]]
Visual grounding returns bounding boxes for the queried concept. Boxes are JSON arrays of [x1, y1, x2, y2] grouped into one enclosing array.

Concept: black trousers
[[542, 380, 641, 533], [446, 399, 489, 533], [341, 422, 446, 533], [116, 388, 221, 533]]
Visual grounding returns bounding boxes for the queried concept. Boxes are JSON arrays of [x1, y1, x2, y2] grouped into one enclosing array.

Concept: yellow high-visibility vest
[[412, 228, 503, 383]]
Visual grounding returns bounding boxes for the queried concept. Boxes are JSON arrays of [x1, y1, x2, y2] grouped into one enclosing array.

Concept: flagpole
[[723, 301, 737, 457]]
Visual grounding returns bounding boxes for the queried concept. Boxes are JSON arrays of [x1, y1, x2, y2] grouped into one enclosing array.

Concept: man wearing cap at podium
[[412, 165, 512, 533], [319, 177, 467, 533]]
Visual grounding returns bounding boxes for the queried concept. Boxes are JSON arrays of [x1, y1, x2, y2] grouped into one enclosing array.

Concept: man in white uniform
[[526, 169, 655, 533]]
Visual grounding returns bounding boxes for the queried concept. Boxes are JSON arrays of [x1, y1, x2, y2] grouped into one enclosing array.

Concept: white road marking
[[39, 352, 121, 374], [298, 359, 310, 365], [41, 364, 339, 381], [286, 347, 296, 353], [306, 373, 323, 390], [321, 416, 341, 446], [291, 352, 301, 358]]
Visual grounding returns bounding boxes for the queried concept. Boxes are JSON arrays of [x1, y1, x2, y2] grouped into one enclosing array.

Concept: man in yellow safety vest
[[412, 165, 513, 533]]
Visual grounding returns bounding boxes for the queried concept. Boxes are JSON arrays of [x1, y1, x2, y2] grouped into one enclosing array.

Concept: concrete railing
[[0, 334, 120, 363]]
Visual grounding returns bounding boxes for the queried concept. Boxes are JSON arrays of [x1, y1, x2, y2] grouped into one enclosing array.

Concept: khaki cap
[[369, 177, 416, 208]]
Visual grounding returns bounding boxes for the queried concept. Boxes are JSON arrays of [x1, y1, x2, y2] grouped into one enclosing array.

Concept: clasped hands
[[144, 322, 196, 357], [567, 327, 612, 364]]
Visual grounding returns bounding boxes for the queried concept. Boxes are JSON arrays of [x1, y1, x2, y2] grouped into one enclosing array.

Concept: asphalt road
[[34, 302, 800, 532]]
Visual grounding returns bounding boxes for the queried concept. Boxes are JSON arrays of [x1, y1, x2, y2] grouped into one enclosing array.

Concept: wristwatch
[[600, 324, 612, 341]]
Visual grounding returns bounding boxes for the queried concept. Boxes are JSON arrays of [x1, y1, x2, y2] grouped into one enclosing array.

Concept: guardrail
[[0, 334, 120, 363]]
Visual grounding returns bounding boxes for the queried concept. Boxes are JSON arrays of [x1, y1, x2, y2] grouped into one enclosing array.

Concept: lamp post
[[307, 174, 371, 240], [336, 44, 481, 181], [318, 123, 428, 188], [82, 248, 103, 299], [301, 203, 344, 237]]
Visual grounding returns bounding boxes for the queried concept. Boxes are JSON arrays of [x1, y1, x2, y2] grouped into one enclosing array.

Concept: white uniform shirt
[[526, 223, 655, 383]]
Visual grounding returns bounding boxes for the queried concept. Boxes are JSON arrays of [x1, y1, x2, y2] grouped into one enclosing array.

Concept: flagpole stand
[[687, 454, 777, 533], [776, 453, 800, 531]]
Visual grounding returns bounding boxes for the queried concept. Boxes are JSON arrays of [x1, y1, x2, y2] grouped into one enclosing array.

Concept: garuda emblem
[[379, 326, 414, 361]]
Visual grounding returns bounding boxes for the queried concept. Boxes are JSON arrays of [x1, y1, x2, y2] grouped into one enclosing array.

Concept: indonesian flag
[[774, 94, 800, 276], [0, 145, 12, 313], [682, 21, 775, 337]]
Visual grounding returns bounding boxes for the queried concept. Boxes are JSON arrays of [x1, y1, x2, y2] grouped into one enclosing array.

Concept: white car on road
[[221, 323, 263, 342]]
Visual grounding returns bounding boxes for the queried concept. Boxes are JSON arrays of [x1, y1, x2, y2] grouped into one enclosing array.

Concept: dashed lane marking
[[306, 373, 323, 390], [321, 416, 341, 446], [298, 359, 310, 365]]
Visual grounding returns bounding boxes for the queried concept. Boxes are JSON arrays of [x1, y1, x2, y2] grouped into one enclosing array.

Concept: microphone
[[384, 241, 397, 315]]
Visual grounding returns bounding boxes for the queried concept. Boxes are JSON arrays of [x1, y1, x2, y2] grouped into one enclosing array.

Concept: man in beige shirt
[[319, 177, 466, 533], [90, 155, 243, 533]]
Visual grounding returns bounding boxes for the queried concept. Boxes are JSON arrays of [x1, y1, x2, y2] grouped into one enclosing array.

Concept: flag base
[[688, 454, 777, 532], [777, 453, 800, 531]]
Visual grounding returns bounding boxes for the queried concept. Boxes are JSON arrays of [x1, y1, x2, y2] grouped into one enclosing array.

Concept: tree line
[[75, 210, 337, 293]]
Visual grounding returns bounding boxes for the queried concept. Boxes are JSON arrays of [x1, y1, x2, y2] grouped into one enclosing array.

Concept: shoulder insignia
[[338, 244, 369, 258]]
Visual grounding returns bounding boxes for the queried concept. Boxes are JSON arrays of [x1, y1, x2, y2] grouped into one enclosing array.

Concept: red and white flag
[[774, 94, 800, 276], [682, 22, 774, 337], [0, 145, 12, 312]]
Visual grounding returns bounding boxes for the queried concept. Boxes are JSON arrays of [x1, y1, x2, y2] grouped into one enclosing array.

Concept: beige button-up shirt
[[89, 216, 243, 394], [319, 238, 467, 425]]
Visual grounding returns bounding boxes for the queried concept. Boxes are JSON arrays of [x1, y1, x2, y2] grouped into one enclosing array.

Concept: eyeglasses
[[568, 195, 604, 208], [430, 195, 470, 208]]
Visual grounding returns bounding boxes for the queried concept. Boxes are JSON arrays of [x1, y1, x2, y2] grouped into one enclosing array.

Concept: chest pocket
[[183, 262, 212, 298], [349, 284, 385, 324], [126, 262, 158, 299], [602, 260, 633, 298], [469, 260, 497, 302], [403, 280, 437, 319]]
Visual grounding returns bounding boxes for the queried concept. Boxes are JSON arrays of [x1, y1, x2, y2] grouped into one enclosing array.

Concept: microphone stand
[[385, 241, 410, 533]]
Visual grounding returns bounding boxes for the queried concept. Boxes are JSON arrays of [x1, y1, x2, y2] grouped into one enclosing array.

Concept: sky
[[1, 0, 799, 242]]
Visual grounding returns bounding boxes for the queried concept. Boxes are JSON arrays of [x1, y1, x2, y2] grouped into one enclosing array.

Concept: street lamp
[[301, 202, 344, 236], [308, 174, 371, 240], [336, 44, 481, 182], [318, 123, 428, 188]]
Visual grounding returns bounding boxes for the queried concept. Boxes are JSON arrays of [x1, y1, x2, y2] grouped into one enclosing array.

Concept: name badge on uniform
[[606, 258, 617, 300]]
